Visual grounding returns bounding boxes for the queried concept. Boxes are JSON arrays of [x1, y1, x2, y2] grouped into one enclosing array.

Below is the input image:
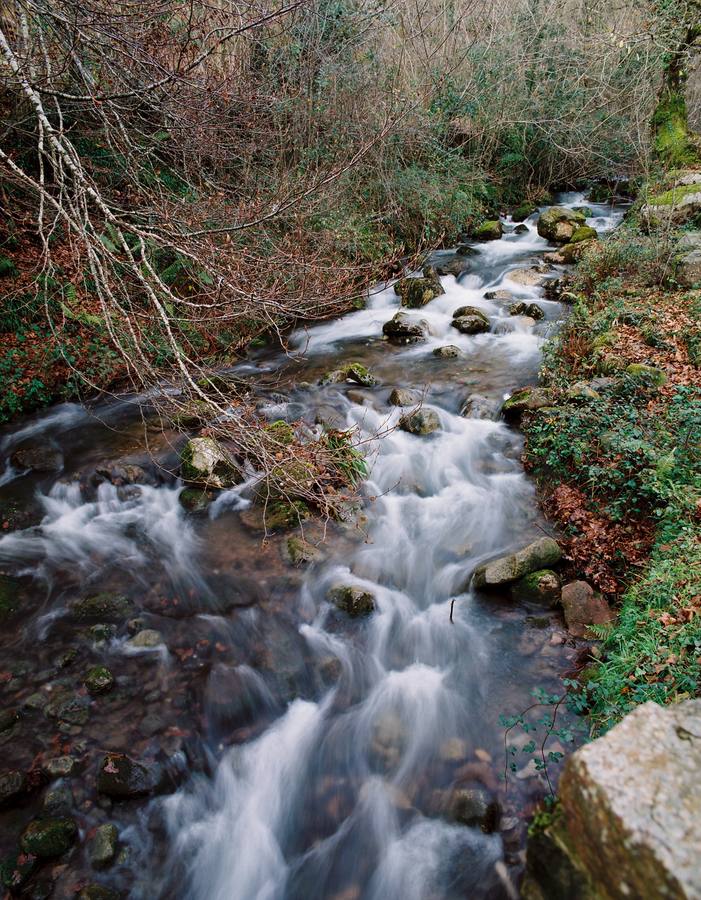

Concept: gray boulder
[[394, 267, 445, 308], [433, 345, 461, 359], [389, 387, 421, 406], [526, 700, 701, 899], [461, 394, 502, 420], [472, 537, 562, 589], [452, 307, 490, 335], [677, 249, 701, 288]]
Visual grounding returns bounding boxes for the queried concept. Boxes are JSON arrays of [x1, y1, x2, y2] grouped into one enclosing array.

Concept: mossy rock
[[180, 436, 241, 489], [328, 585, 375, 617], [84, 666, 115, 695], [382, 312, 429, 343], [509, 302, 528, 316], [473, 220, 503, 241], [399, 409, 441, 435], [171, 400, 211, 429], [69, 592, 133, 623], [537, 207, 586, 243], [451, 306, 490, 334], [179, 487, 214, 513], [512, 203, 537, 223], [502, 387, 552, 420], [570, 225, 598, 244], [512, 569, 561, 607], [320, 363, 378, 387], [285, 536, 322, 566], [20, 817, 77, 858], [625, 364, 667, 385], [394, 268, 444, 308]]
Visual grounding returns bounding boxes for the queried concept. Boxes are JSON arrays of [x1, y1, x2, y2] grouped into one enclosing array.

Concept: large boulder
[[180, 436, 241, 489], [537, 207, 586, 243], [394, 267, 445, 308], [382, 312, 429, 343], [526, 700, 701, 899], [472, 537, 562, 589], [676, 249, 701, 288], [502, 387, 553, 421], [642, 187, 701, 228]]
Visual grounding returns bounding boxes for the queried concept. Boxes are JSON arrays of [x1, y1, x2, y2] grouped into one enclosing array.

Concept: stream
[[0, 195, 625, 899]]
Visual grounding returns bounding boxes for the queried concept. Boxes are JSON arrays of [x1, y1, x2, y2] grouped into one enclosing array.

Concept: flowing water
[[0, 196, 625, 899]]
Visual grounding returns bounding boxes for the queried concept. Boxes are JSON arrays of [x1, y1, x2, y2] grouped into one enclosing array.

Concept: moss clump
[[0, 256, 18, 278], [570, 226, 598, 244], [328, 584, 375, 617], [647, 185, 700, 207], [320, 362, 379, 387], [511, 203, 537, 222], [652, 92, 698, 168], [625, 363, 667, 386], [473, 219, 503, 240], [264, 420, 295, 446]]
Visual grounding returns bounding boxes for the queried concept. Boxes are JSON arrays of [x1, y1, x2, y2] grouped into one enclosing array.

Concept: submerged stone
[[449, 787, 500, 833], [127, 629, 163, 649], [84, 666, 115, 695], [20, 817, 77, 858], [0, 770, 25, 807], [90, 823, 119, 868], [512, 569, 561, 607], [10, 446, 62, 472], [96, 753, 160, 799], [69, 592, 133, 623]]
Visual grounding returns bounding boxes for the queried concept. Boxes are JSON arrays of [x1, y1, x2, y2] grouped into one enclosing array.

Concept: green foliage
[[577, 530, 701, 733], [323, 428, 368, 486], [652, 91, 698, 168]]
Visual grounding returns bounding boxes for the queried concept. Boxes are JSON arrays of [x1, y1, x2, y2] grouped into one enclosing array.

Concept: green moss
[[0, 256, 18, 278], [473, 219, 503, 240], [648, 185, 700, 207], [625, 363, 667, 385], [264, 420, 295, 446], [570, 226, 598, 244], [652, 92, 698, 168]]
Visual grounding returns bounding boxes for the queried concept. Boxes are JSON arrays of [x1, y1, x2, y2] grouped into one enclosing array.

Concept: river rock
[[472, 537, 562, 589], [0, 770, 25, 807], [320, 362, 378, 387], [127, 629, 163, 649], [94, 460, 150, 486], [328, 585, 375, 617], [452, 309, 490, 334], [84, 666, 114, 695], [507, 267, 548, 286], [560, 581, 614, 637], [285, 536, 322, 566], [10, 445, 63, 472], [512, 569, 561, 607], [432, 255, 472, 277], [43, 784, 73, 815], [642, 189, 701, 228], [90, 823, 118, 868], [399, 409, 441, 435], [448, 787, 500, 833], [570, 225, 598, 243], [180, 437, 241, 489], [509, 302, 528, 316], [96, 752, 160, 799], [394, 267, 444, 308], [537, 206, 586, 243], [526, 700, 701, 900], [433, 345, 461, 359], [473, 220, 503, 241], [389, 387, 420, 406], [502, 387, 552, 421], [484, 289, 513, 301], [43, 756, 75, 778], [382, 312, 429, 343], [179, 487, 214, 513], [69, 592, 133, 624], [461, 394, 502, 420], [512, 202, 537, 222], [20, 817, 77, 858]]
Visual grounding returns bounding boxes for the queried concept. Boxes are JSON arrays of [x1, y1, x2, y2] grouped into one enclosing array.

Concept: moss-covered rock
[[625, 363, 667, 385], [473, 537, 562, 589], [285, 536, 322, 566], [240, 499, 311, 532], [448, 787, 500, 833], [320, 363, 379, 387], [502, 387, 552, 421], [512, 203, 537, 223], [512, 569, 561, 607], [537, 207, 586, 243], [473, 219, 503, 241], [20, 817, 77, 858], [90, 823, 119, 868], [180, 436, 241, 489], [84, 666, 114, 695], [570, 225, 598, 244], [394, 267, 445, 308], [328, 584, 375, 617], [179, 487, 214, 513]]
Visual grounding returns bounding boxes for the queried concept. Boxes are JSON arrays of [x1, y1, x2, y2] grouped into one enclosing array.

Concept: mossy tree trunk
[[651, 4, 701, 167]]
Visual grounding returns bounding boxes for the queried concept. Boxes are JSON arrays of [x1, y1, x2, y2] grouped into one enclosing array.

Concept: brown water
[[0, 195, 625, 899]]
